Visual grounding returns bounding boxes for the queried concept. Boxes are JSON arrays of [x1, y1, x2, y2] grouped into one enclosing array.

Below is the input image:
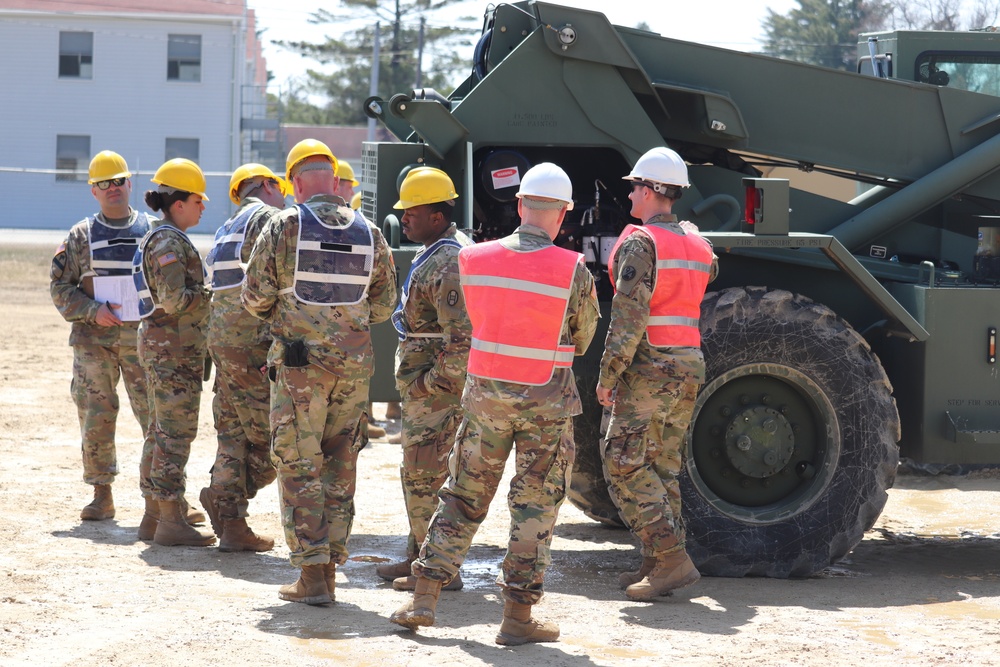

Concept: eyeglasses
[[95, 177, 127, 190]]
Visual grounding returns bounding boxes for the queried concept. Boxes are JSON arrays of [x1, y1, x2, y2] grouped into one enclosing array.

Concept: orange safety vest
[[459, 241, 582, 385], [609, 223, 714, 348]]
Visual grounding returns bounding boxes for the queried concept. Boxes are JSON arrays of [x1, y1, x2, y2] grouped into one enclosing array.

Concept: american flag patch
[[158, 252, 178, 267]]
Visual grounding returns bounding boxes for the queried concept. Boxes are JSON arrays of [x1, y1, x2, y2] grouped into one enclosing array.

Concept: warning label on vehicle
[[492, 167, 521, 190]]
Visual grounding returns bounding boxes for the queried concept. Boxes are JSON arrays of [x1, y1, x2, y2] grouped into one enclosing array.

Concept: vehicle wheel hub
[[724, 406, 795, 478]]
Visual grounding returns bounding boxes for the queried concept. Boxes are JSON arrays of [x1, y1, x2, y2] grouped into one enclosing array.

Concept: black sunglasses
[[96, 177, 127, 190]]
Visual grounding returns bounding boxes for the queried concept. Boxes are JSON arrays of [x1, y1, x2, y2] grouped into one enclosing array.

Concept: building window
[[56, 135, 91, 182], [167, 34, 201, 82], [59, 31, 93, 79], [165, 138, 199, 162]]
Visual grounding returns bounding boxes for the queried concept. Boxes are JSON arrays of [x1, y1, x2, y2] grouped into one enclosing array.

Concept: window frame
[[167, 34, 202, 82], [165, 137, 200, 162], [58, 30, 93, 79], [55, 134, 92, 183]]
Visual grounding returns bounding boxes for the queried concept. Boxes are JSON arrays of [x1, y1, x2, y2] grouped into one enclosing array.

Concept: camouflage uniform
[[598, 214, 718, 556], [242, 194, 396, 569], [136, 221, 211, 502], [392, 224, 473, 561], [412, 224, 599, 605], [205, 198, 280, 519], [50, 211, 153, 486]]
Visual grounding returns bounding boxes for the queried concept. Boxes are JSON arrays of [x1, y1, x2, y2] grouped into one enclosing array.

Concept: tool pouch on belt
[[285, 339, 309, 368]]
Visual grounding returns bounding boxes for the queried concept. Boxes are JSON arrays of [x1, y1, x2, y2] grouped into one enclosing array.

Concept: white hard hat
[[623, 146, 690, 191], [516, 162, 574, 210]]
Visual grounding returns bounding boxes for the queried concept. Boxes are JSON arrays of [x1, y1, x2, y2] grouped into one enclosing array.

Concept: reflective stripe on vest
[[391, 237, 464, 341], [460, 241, 581, 385], [205, 203, 264, 291], [89, 212, 151, 276], [132, 224, 198, 319], [287, 205, 373, 306], [610, 223, 713, 348]]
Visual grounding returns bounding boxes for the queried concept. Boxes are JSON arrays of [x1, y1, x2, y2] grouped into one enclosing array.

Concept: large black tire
[[684, 287, 899, 577]]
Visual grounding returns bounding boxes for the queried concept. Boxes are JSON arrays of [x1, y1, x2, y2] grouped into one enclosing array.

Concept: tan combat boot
[[324, 562, 337, 602], [385, 401, 402, 420], [375, 558, 413, 581], [153, 500, 216, 547], [495, 600, 560, 646], [625, 550, 701, 601], [393, 571, 464, 591], [199, 487, 223, 537], [389, 577, 443, 629], [219, 518, 274, 552], [278, 564, 331, 606], [137, 496, 159, 541], [618, 556, 657, 589], [367, 423, 387, 439], [80, 484, 115, 521], [179, 495, 206, 525]]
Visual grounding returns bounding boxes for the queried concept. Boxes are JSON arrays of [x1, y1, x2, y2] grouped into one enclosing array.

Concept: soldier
[[376, 167, 472, 591], [198, 164, 288, 552], [132, 158, 216, 547], [390, 163, 599, 646], [596, 147, 718, 600], [51, 150, 154, 521], [242, 139, 396, 606], [335, 160, 359, 204]]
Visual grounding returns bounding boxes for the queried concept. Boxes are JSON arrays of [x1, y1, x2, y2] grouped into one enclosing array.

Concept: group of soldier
[[51, 139, 717, 647]]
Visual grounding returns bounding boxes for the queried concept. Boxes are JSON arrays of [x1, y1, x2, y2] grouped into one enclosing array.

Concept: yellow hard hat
[[394, 167, 458, 209], [152, 158, 209, 201], [337, 160, 359, 187], [229, 163, 286, 205], [285, 139, 338, 182], [351, 192, 362, 210], [88, 150, 131, 184]]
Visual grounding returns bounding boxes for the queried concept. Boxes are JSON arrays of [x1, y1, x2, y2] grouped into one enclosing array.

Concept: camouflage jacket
[[598, 214, 719, 389], [394, 224, 474, 395], [207, 197, 281, 350], [138, 219, 211, 339], [241, 194, 397, 374], [50, 209, 149, 347], [461, 224, 599, 420]]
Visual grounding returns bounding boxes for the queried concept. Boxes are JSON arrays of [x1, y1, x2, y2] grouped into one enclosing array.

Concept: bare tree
[[890, 0, 1000, 29]]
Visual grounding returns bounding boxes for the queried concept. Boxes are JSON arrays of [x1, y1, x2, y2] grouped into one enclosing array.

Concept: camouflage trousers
[[71, 343, 150, 486], [271, 363, 369, 568], [413, 412, 575, 605], [138, 338, 205, 501], [208, 343, 276, 518], [601, 367, 701, 556], [398, 386, 463, 560]]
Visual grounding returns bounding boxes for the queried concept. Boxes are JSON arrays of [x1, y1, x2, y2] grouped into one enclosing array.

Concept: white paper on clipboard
[[92, 275, 141, 322]]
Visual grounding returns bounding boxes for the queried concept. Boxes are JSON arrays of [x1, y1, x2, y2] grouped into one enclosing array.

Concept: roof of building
[[0, 0, 245, 16]]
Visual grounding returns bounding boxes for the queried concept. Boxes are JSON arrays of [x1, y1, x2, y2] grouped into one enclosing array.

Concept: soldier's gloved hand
[[94, 301, 123, 327]]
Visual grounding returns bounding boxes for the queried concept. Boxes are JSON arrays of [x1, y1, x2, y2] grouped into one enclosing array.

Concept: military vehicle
[[362, 1, 1000, 577]]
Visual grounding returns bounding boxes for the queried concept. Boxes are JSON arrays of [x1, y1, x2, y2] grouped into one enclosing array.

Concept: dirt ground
[[3, 229, 1000, 667]]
